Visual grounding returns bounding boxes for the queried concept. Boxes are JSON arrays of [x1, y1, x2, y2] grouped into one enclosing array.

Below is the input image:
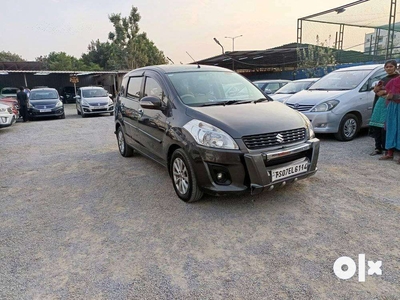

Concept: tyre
[[110, 111, 114, 116], [170, 148, 203, 202], [81, 112, 86, 118], [117, 127, 133, 157], [334, 113, 359, 141], [60, 113, 65, 119], [77, 109, 81, 115]]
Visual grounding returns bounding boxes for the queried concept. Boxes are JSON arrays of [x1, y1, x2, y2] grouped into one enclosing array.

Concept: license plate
[[40, 109, 52, 112], [270, 161, 309, 182]]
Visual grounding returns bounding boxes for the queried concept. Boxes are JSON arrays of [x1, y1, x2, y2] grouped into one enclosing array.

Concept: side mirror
[[60, 96, 64, 100], [140, 96, 162, 110], [108, 94, 113, 97], [75, 95, 81, 99]]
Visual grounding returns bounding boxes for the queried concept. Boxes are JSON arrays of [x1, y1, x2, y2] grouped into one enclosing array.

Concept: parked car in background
[[115, 65, 319, 202], [28, 88, 65, 120], [75, 86, 114, 117], [0, 87, 18, 99], [270, 78, 320, 103], [252, 79, 291, 94], [0, 103, 16, 128], [285, 64, 386, 141], [60, 86, 76, 103], [0, 97, 19, 118]]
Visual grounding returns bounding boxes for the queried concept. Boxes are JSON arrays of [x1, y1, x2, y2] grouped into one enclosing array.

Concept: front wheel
[[170, 149, 203, 202], [110, 111, 114, 116], [334, 113, 359, 141], [60, 113, 65, 119], [117, 127, 133, 157]]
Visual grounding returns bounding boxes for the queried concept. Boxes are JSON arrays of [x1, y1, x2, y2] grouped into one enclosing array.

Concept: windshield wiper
[[252, 98, 269, 103], [199, 100, 252, 107]]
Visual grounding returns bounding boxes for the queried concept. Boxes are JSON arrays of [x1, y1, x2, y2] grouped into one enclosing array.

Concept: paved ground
[[0, 104, 399, 299]]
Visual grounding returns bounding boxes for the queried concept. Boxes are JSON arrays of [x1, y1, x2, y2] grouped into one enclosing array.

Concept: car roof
[[335, 64, 383, 72], [125, 64, 232, 76], [31, 88, 58, 92], [253, 79, 291, 83], [292, 78, 319, 82], [80, 86, 106, 90]]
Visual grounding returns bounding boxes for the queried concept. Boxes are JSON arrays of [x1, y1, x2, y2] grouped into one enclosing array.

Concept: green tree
[[107, 6, 167, 69], [297, 37, 336, 78], [82, 39, 120, 70], [37, 52, 102, 71], [0, 51, 25, 62]]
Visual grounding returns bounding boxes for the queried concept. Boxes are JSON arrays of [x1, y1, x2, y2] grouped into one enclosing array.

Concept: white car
[[75, 86, 114, 117], [0, 103, 16, 128], [270, 78, 320, 103]]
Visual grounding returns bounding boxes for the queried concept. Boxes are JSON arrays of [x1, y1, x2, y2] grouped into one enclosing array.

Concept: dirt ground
[[0, 104, 399, 299]]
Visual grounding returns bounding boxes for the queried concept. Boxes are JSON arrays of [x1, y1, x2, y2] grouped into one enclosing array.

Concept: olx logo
[[333, 254, 382, 282]]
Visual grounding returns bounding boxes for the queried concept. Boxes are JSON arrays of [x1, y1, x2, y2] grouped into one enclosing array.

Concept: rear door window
[[127, 77, 143, 100]]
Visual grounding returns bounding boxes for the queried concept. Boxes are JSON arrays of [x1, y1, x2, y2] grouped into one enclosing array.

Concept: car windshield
[[82, 89, 108, 98], [167, 71, 266, 106], [308, 70, 371, 91], [30, 91, 58, 100], [1, 88, 18, 95], [275, 81, 315, 94]]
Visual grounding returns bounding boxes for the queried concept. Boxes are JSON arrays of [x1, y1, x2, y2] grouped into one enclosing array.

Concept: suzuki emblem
[[294, 103, 299, 108], [98, 103, 100, 106], [276, 133, 284, 143]]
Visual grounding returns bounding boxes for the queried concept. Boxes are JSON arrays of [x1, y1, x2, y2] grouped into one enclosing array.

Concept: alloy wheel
[[343, 118, 357, 138], [118, 130, 125, 154], [172, 157, 189, 195]]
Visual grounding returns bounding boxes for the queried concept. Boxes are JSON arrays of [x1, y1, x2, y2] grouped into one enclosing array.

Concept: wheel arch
[[167, 144, 182, 177]]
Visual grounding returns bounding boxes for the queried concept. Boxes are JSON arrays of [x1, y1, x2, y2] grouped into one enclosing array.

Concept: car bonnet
[[285, 89, 350, 106], [185, 101, 306, 139]]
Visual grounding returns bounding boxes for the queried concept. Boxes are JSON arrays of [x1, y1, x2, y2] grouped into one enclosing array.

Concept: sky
[[1, 0, 357, 65]]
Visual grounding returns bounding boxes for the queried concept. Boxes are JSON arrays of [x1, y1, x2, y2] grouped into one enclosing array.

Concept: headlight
[[298, 112, 315, 139], [311, 100, 339, 112], [82, 100, 90, 106], [28, 103, 33, 108], [55, 101, 63, 107], [108, 99, 114, 105], [183, 119, 239, 150]]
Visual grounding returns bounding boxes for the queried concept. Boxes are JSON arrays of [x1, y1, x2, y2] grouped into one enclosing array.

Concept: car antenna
[[167, 57, 175, 64], [186, 51, 200, 68]]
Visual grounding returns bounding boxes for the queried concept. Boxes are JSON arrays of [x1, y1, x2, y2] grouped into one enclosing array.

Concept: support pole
[[386, 0, 397, 59]]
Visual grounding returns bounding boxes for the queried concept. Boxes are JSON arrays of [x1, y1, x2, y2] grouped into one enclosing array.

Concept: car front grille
[[286, 104, 314, 112], [35, 104, 56, 109], [242, 128, 306, 150]]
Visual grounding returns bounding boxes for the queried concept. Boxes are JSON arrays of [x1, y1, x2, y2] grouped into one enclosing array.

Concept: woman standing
[[369, 60, 399, 155], [379, 73, 400, 162]]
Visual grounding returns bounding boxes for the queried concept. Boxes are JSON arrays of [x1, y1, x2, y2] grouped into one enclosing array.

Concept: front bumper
[[0, 114, 16, 127], [28, 107, 64, 118], [188, 138, 320, 196], [82, 105, 114, 115], [302, 111, 341, 133]]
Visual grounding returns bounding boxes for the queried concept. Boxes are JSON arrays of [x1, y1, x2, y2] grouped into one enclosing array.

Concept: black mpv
[[115, 65, 320, 202]]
